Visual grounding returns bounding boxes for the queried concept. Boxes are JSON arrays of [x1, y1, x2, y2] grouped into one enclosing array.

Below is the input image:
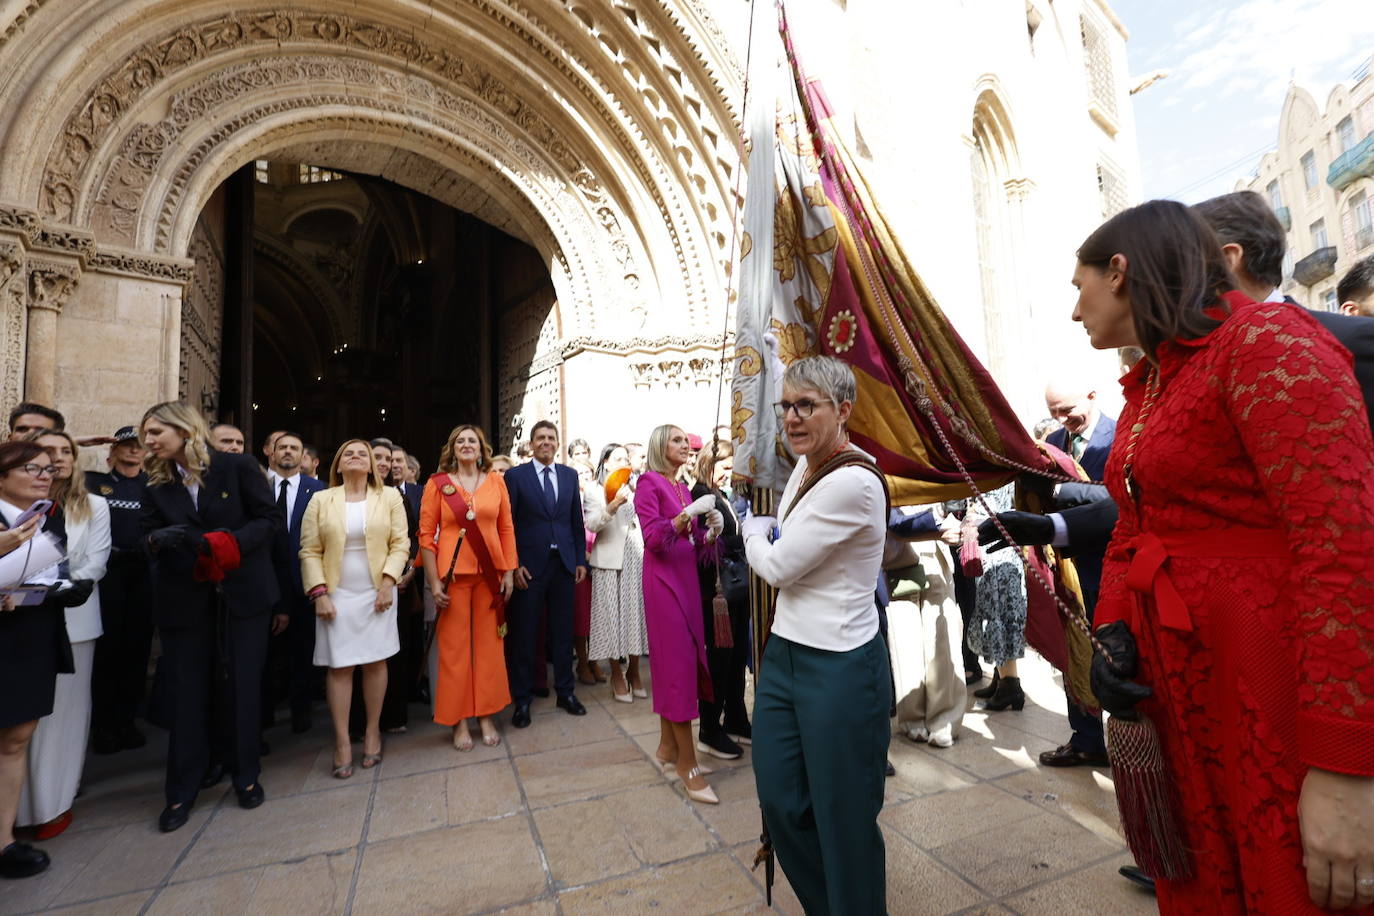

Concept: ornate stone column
[[0, 240, 27, 410], [23, 259, 79, 405]]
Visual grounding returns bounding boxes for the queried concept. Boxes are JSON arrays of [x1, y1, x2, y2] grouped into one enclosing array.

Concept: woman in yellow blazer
[[299, 439, 410, 778]]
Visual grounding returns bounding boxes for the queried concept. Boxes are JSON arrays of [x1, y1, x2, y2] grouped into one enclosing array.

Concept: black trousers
[[506, 556, 574, 704], [91, 558, 155, 738], [1067, 589, 1106, 754], [351, 583, 421, 734], [160, 601, 269, 805], [698, 593, 750, 735], [262, 596, 318, 725]]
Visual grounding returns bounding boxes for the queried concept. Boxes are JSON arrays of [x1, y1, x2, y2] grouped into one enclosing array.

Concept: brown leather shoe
[[1039, 743, 1109, 767]]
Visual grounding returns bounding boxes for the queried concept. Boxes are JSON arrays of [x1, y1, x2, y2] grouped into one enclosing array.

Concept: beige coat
[[299, 485, 410, 592]]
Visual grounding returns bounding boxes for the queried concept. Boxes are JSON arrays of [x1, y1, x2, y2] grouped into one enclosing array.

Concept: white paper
[[0, 531, 65, 589]]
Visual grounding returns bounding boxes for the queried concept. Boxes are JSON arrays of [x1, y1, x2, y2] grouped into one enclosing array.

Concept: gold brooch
[[99, 485, 113, 496], [220, 492, 229, 499], [441, 484, 457, 495]]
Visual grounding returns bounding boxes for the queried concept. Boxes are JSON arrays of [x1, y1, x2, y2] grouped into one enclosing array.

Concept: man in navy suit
[[265, 432, 325, 733], [503, 420, 589, 727], [1039, 381, 1116, 768]]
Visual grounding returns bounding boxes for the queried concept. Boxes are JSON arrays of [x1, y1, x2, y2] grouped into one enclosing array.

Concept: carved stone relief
[[180, 218, 223, 413]]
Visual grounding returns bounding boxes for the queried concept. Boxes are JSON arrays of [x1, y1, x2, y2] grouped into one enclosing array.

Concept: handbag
[[717, 550, 749, 604]]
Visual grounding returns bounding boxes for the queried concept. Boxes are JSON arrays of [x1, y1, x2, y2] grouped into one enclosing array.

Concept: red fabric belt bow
[[193, 530, 242, 583], [1123, 528, 1289, 631]]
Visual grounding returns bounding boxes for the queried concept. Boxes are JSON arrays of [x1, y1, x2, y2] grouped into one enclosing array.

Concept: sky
[[1115, 0, 1374, 203]]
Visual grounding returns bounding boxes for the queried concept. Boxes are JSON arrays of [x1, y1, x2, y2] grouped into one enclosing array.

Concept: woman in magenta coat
[[635, 424, 724, 804]]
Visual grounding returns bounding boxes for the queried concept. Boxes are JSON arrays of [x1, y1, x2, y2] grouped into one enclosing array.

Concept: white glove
[[741, 514, 776, 541], [705, 509, 724, 536], [684, 494, 717, 517]]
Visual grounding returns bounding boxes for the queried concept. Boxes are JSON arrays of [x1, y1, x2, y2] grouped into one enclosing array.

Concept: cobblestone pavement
[[3, 654, 1157, 915]]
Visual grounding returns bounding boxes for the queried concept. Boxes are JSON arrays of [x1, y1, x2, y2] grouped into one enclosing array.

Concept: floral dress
[[1096, 294, 1374, 914], [955, 485, 1026, 666]]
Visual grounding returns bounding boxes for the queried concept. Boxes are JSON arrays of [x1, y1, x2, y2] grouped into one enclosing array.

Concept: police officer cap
[[112, 426, 138, 443]]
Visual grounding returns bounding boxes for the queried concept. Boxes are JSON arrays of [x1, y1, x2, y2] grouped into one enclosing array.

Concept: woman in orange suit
[[420, 424, 517, 751]]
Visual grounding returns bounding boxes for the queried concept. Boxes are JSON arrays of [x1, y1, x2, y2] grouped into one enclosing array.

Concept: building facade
[[1242, 57, 1374, 312], [0, 0, 1138, 459]]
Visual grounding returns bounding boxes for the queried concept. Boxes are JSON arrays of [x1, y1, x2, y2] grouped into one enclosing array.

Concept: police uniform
[[87, 444, 155, 752]]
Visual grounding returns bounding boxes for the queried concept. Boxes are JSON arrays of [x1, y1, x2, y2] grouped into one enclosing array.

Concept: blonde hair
[[437, 424, 493, 472], [646, 424, 685, 476], [696, 437, 732, 488], [328, 439, 385, 489], [141, 402, 212, 487], [25, 428, 90, 523]]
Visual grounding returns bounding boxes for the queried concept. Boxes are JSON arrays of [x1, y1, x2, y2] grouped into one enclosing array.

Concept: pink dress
[[634, 471, 713, 722]]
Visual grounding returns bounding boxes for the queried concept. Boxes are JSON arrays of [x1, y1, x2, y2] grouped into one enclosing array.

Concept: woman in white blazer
[[585, 444, 649, 702], [299, 440, 410, 778], [18, 430, 111, 839]]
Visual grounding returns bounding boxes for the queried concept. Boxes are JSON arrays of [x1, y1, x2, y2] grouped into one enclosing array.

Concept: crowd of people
[[2, 188, 1374, 916]]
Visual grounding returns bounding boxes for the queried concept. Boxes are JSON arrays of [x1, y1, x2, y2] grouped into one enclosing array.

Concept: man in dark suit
[[265, 432, 324, 733], [1036, 381, 1116, 768], [503, 420, 589, 727], [140, 423, 281, 832], [1338, 254, 1374, 318]]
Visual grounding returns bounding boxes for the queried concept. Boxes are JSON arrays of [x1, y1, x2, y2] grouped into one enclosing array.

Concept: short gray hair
[[782, 355, 856, 406]]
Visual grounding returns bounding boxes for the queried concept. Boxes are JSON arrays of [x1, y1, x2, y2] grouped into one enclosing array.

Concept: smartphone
[[13, 500, 52, 527]]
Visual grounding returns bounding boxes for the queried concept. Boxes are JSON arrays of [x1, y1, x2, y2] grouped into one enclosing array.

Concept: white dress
[[313, 501, 398, 668]]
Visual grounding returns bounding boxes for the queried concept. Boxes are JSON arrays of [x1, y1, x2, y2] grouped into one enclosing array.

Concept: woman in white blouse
[[741, 356, 890, 916], [18, 430, 111, 839], [584, 443, 649, 702]]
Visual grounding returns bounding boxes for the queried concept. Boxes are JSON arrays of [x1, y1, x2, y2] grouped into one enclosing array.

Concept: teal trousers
[[753, 633, 891, 915]]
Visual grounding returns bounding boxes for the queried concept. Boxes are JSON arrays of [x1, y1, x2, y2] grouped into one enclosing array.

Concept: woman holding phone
[[0, 441, 63, 879]]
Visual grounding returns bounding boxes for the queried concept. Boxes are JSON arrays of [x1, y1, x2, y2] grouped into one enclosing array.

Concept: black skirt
[[0, 600, 62, 729]]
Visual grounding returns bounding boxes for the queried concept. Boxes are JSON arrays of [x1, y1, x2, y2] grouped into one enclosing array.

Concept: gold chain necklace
[[1122, 368, 1162, 503]]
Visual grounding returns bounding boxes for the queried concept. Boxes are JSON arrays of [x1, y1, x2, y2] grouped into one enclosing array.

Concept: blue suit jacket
[[504, 461, 588, 577], [1047, 415, 1115, 595], [1046, 413, 1116, 482], [271, 473, 325, 610]]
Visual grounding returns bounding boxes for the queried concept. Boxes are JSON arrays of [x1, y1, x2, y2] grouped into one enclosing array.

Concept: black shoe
[[697, 729, 743, 760], [158, 803, 192, 833], [556, 695, 587, 716], [964, 669, 984, 686], [972, 670, 1000, 699], [532, 687, 550, 698], [1119, 865, 1156, 893], [291, 714, 312, 734], [1039, 743, 1110, 767], [236, 782, 265, 809], [91, 731, 122, 755], [981, 675, 1025, 711], [884, 759, 896, 778], [723, 721, 752, 745], [512, 704, 532, 728], [0, 842, 50, 879], [199, 763, 226, 789], [119, 726, 147, 750]]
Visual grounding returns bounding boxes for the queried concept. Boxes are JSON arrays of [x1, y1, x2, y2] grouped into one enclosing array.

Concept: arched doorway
[[0, 3, 742, 446], [186, 159, 555, 467]]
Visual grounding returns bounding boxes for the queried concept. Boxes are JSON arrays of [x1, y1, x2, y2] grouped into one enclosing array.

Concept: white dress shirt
[[268, 471, 303, 529], [533, 459, 559, 502], [176, 464, 200, 506], [744, 449, 886, 652]]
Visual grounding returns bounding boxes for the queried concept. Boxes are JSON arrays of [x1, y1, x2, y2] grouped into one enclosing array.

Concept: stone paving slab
[[5, 652, 1156, 915]]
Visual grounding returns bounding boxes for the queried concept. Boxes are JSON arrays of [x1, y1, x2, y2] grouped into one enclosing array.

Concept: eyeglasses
[[17, 464, 58, 477], [773, 398, 834, 420]]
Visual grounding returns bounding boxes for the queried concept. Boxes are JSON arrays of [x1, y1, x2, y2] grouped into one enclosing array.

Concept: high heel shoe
[[973, 670, 1000, 699], [656, 756, 713, 782], [682, 767, 718, 805], [981, 675, 1025, 711]]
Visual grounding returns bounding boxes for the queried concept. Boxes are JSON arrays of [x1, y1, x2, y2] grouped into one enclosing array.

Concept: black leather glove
[[977, 511, 1054, 552], [147, 524, 190, 552], [51, 578, 95, 607], [1090, 620, 1154, 720]]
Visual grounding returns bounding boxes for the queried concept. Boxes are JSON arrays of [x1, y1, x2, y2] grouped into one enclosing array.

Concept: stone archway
[[0, 1, 744, 444]]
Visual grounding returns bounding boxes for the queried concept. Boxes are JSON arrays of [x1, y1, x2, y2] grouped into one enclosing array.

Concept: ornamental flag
[[732, 1, 1058, 505]]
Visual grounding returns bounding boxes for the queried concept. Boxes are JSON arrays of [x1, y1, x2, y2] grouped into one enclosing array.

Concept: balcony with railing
[[1274, 205, 1291, 230], [1328, 131, 1374, 192], [1293, 246, 1338, 286]]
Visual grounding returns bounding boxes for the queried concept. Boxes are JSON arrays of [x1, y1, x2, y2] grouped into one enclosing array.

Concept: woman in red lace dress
[[1073, 201, 1374, 914]]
